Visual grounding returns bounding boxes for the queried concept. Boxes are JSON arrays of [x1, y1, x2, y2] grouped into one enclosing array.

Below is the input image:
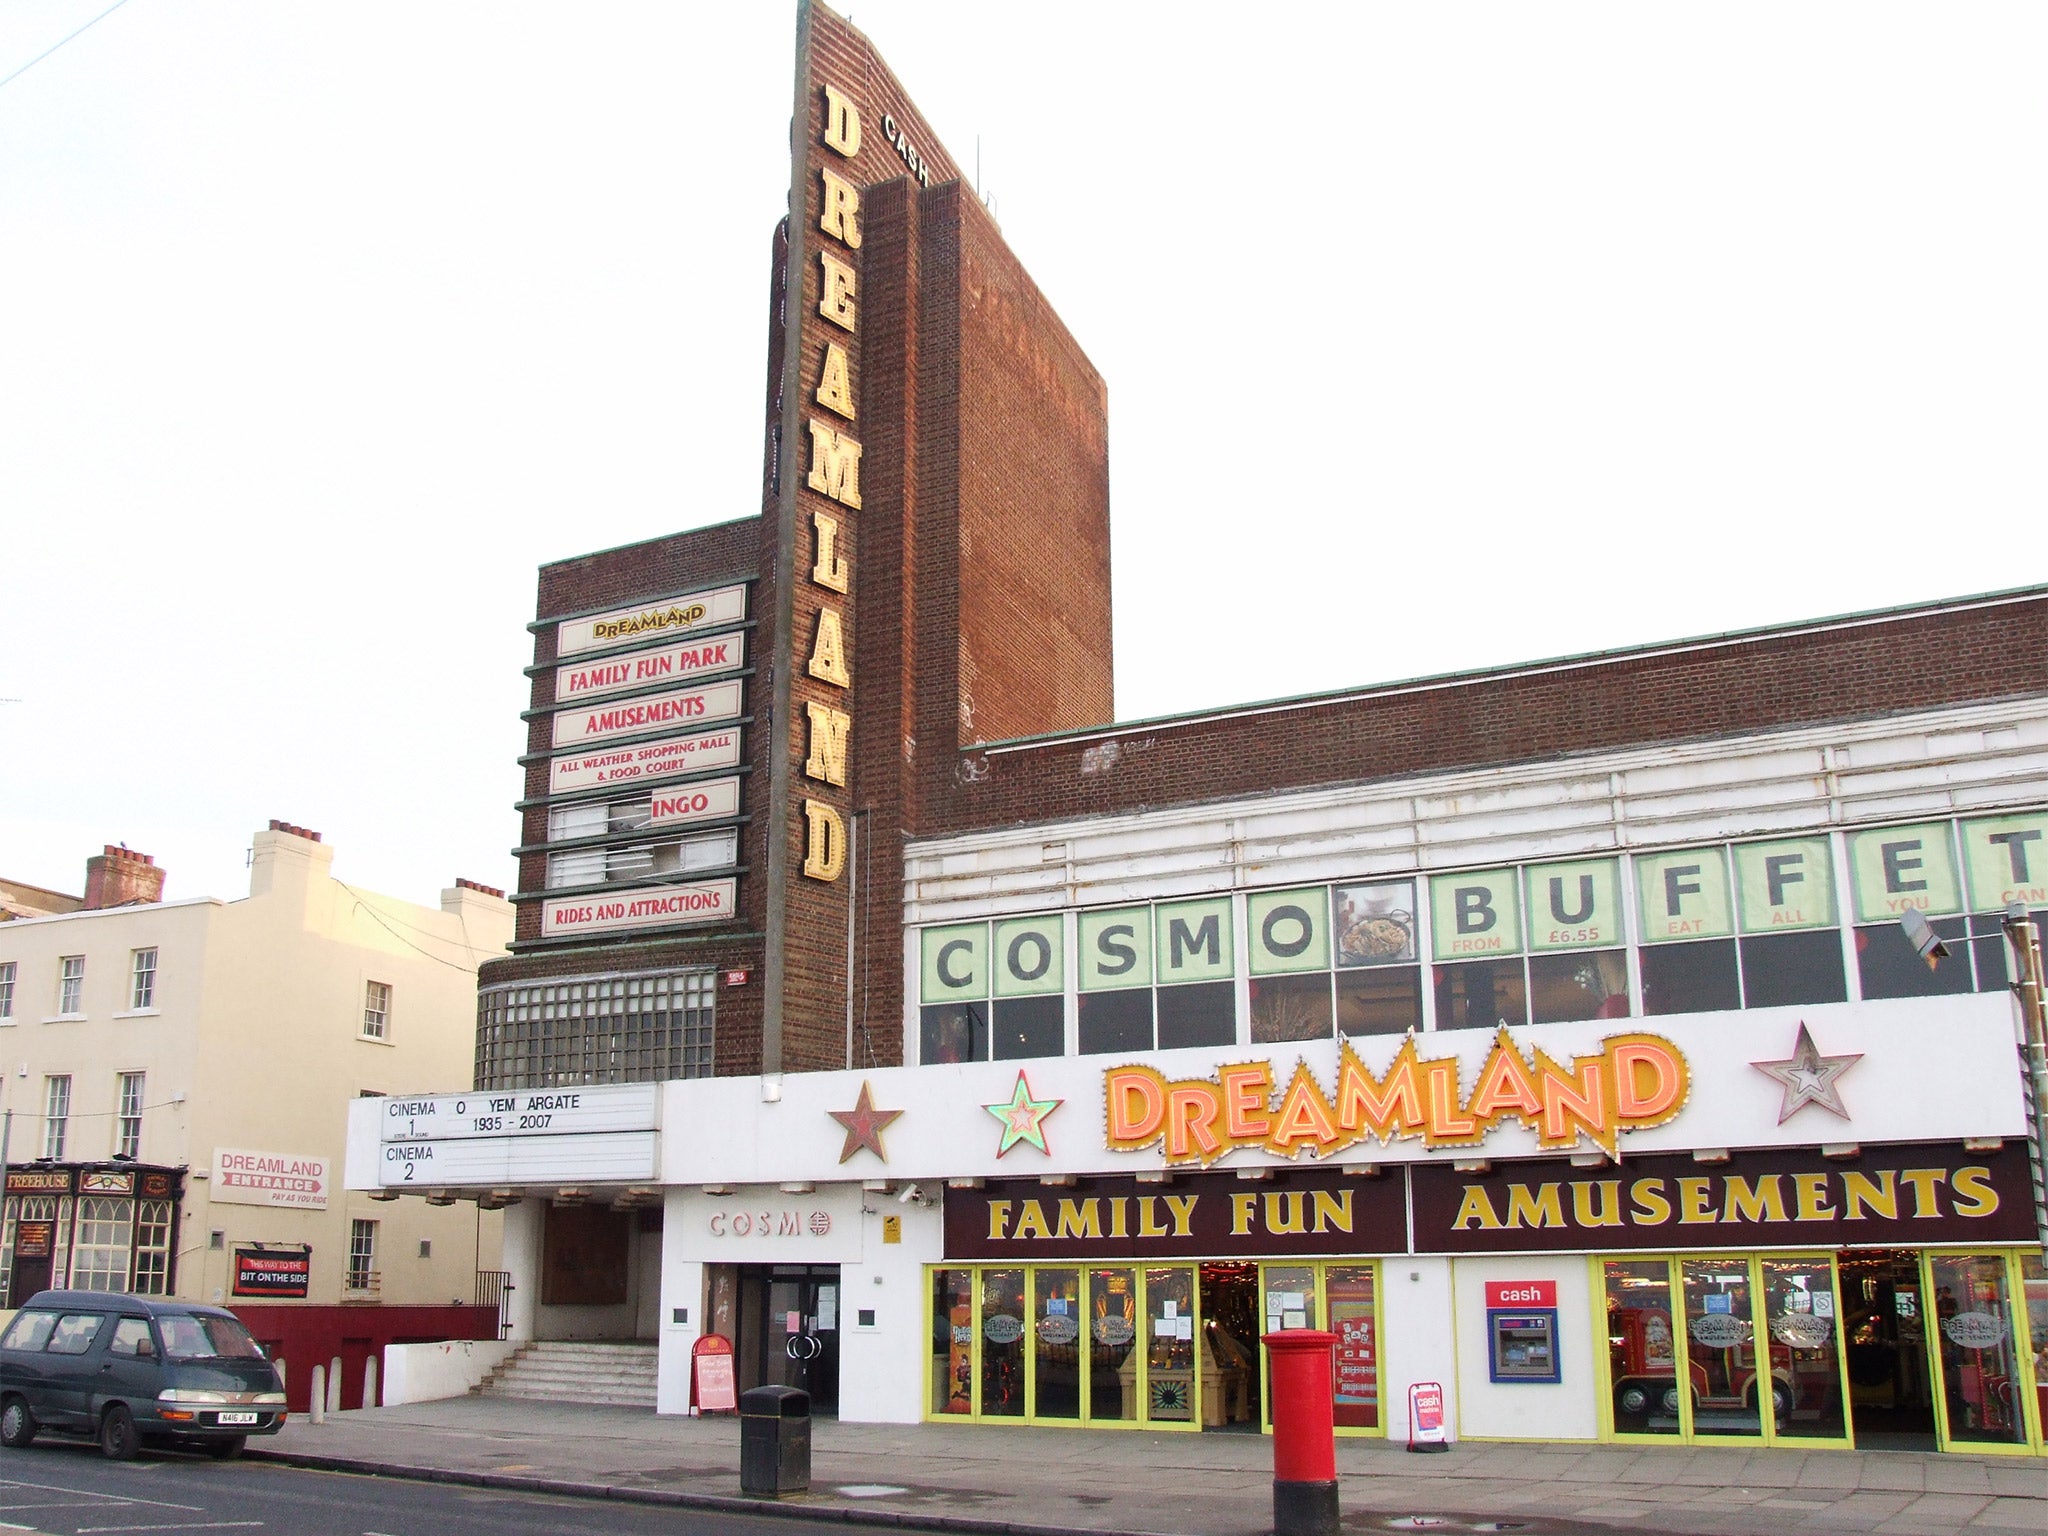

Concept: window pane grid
[[58, 957, 84, 1015], [71, 1195, 133, 1292], [476, 969, 716, 1089], [117, 1072, 145, 1160], [130, 949, 157, 1010], [0, 961, 15, 1019], [43, 1075, 70, 1159], [363, 981, 391, 1040]]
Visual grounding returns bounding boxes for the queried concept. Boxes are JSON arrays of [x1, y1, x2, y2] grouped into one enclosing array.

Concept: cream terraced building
[[0, 823, 512, 1407]]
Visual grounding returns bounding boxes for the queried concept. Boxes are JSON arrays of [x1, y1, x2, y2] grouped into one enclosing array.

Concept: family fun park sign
[[1104, 1029, 1690, 1166]]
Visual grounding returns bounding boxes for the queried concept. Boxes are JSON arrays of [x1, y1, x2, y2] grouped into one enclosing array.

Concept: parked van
[[0, 1290, 286, 1459]]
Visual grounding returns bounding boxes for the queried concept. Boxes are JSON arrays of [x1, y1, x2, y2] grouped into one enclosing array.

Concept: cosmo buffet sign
[[378, 1082, 659, 1187]]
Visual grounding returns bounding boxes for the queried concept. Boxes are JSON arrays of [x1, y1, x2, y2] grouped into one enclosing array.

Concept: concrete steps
[[477, 1340, 659, 1408]]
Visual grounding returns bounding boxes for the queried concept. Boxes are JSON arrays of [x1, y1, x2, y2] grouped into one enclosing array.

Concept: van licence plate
[[217, 1411, 258, 1425]]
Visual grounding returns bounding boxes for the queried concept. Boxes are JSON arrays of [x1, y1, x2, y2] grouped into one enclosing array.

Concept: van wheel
[[0, 1397, 36, 1448], [99, 1405, 139, 1461], [205, 1436, 246, 1461]]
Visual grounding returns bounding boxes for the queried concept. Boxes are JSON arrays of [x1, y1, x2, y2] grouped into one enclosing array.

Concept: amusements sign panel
[[1411, 1140, 2037, 1253]]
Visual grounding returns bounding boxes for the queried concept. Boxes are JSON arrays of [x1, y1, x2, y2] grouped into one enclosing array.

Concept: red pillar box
[[1262, 1330, 1339, 1536]]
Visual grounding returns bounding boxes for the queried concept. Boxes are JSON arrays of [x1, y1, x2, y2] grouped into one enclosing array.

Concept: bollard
[[363, 1355, 378, 1410], [327, 1357, 343, 1414], [1262, 1330, 1339, 1536], [309, 1364, 326, 1425]]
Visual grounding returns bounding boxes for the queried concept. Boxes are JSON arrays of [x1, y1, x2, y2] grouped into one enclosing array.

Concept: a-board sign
[[1407, 1380, 1448, 1450], [692, 1333, 737, 1414]]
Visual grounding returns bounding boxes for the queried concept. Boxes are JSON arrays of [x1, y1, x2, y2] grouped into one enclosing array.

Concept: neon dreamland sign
[[1104, 1029, 1689, 1166]]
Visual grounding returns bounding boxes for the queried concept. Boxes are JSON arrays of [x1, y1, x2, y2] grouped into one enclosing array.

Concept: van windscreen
[[157, 1314, 264, 1361]]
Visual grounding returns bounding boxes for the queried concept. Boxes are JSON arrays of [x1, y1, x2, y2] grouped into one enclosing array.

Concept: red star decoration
[[829, 1081, 904, 1164]]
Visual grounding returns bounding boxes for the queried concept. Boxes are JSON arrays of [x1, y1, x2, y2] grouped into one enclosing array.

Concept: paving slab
[[247, 1396, 2048, 1536]]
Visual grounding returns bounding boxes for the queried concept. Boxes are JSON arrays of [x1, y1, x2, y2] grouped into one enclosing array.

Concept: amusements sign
[[944, 1170, 1408, 1260], [1412, 1140, 2038, 1253], [233, 1247, 311, 1299]]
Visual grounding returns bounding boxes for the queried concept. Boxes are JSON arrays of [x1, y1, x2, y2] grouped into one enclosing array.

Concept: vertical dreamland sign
[[758, 1, 965, 1071]]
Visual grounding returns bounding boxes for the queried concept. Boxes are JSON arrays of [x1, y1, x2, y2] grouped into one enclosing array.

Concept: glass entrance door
[[1926, 1251, 2035, 1452], [1599, 1253, 1851, 1448], [762, 1265, 841, 1414]]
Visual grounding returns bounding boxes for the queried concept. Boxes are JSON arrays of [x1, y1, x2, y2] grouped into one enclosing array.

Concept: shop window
[[1679, 1258, 1763, 1438], [1143, 1267, 1197, 1423], [1639, 939, 1741, 1015], [1077, 990, 1151, 1055], [2022, 1253, 2048, 1435], [1758, 1256, 1847, 1442], [1604, 1259, 1680, 1436], [1927, 1253, 2027, 1447], [979, 1269, 1026, 1417], [931, 1269, 973, 1415], [132, 1199, 173, 1296], [71, 1197, 132, 1293], [991, 997, 1062, 1060], [1032, 1269, 1082, 1420], [920, 1002, 989, 1064], [1433, 959, 1526, 1031], [1737, 931, 1846, 1009], [1527, 950, 1628, 1024], [1325, 1265, 1379, 1429], [1249, 974, 1332, 1044], [1854, 918, 1972, 1000], [1155, 982, 1234, 1051], [1333, 882, 1422, 1036], [1089, 1267, 1140, 1422], [1336, 968, 1422, 1036]]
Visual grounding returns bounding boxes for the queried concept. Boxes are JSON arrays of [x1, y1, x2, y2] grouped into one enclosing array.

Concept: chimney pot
[[84, 844, 166, 909]]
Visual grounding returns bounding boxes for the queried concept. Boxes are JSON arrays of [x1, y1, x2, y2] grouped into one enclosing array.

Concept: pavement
[[252, 1396, 2048, 1536]]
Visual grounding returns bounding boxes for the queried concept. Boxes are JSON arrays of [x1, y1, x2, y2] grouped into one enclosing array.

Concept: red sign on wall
[[233, 1248, 311, 1299], [1484, 1280, 1557, 1310]]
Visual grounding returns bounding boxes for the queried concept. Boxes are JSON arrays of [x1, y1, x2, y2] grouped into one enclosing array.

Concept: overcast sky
[[2, 2, 2042, 908]]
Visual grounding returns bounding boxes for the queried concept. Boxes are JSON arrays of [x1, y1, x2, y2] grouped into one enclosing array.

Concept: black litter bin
[[739, 1384, 811, 1497]]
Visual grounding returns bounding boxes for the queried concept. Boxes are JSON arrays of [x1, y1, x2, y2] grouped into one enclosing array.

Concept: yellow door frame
[[1591, 1251, 1853, 1450], [923, 1263, 1206, 1430], [1921, 1248, 2041, 1456], [1254, 1259, 1387, 1439]]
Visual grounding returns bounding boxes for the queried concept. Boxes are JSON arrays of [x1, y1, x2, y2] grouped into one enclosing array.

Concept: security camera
[[1899, 908, 1950, 969], [896, 1183, 928, 1207]]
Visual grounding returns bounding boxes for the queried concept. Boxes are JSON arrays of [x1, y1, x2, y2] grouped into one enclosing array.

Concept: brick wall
[[927, 592, 2048, 834]]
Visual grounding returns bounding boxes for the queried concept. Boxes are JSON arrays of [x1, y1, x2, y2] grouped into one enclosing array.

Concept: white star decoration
[[1750, 1022, 1862, 1124]]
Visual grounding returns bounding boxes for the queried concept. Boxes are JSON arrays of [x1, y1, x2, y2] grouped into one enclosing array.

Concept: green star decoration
[[984, 1071, 1063, 1157]]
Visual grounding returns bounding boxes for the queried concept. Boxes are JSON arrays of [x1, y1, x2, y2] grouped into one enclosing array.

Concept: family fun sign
[[1104, 1029, 1690, 1166]]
